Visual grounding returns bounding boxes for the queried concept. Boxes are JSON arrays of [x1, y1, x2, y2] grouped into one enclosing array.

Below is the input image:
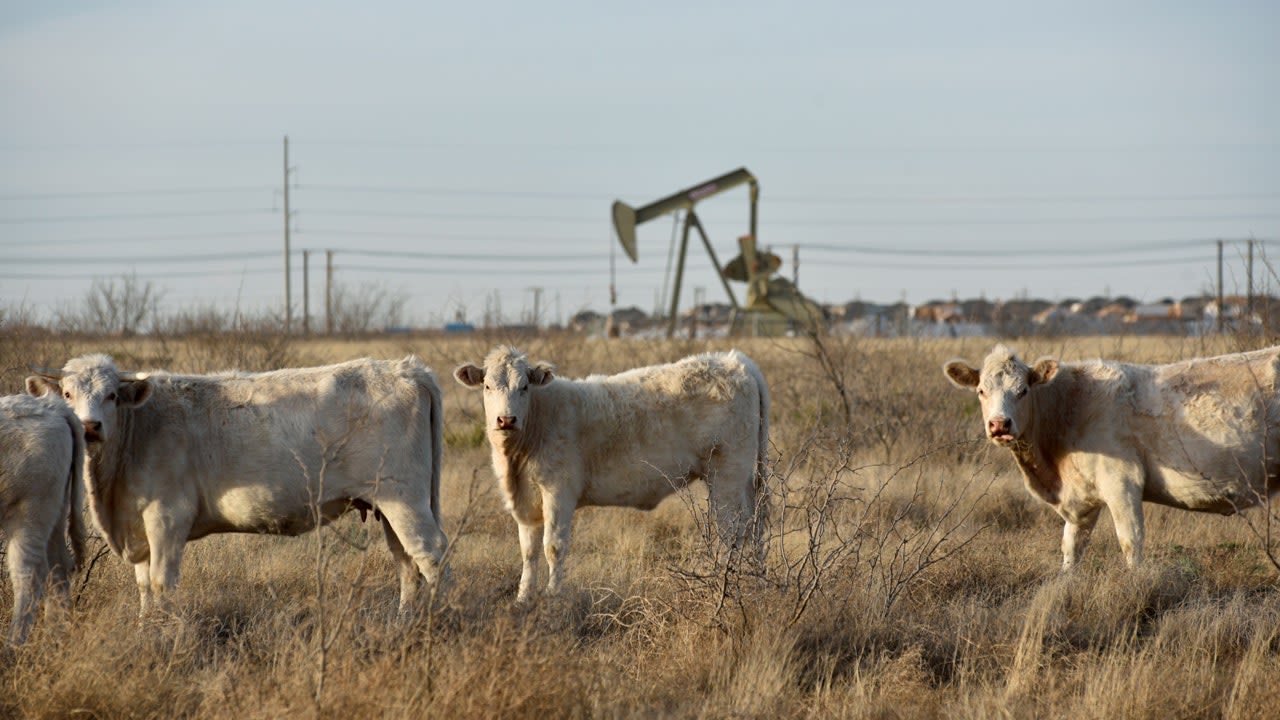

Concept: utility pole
[[325, 250, 334, 335], [527, 287, 543, 328], [282, 135, 296, 334], [302, 250, 310, 336], [1247, 238, 1255, 323], [792, 244, 799, 286], [1217, 239, 1224, 334]]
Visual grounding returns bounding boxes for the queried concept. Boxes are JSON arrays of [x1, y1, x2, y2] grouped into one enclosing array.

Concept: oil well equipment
[[611, 167, 825, 338]]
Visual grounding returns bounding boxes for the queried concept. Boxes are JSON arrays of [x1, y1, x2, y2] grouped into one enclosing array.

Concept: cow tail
[[63, 409, 88, 571], [427, 371, 445, 525], [753, 358, 771, 492]]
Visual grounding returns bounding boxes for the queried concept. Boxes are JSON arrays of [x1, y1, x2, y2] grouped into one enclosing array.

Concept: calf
[[0, 394, 87, 644], [455, 346, 769, 601]]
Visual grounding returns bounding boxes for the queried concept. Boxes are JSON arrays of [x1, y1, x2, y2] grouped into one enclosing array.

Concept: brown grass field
[[1, 330, 1278, 719]]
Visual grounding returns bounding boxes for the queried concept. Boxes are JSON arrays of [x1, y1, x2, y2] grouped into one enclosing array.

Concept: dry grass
[[1, 331, 1278, 719]]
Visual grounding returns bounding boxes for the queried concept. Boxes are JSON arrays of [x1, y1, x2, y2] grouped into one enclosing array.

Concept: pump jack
[[611, 167, 825, 338]]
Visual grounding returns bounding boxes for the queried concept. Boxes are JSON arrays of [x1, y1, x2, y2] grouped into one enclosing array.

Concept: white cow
[[944, 343, 1280, 569], [27, 354, 447, 614], [454, 346, 769, 601], [0, 394, 87, 644]]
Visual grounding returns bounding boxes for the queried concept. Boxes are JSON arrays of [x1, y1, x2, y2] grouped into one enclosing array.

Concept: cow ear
[[529, 363, 555, 386], [453, 364, 485, 388], [943, 360, 980, 389], [119, 379, 152, 408], [1030, 357, 1059, 385], [25, 376, 60, 398]]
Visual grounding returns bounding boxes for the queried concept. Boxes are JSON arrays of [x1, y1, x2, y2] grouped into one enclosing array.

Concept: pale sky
[[2, 1, 1277, 328]]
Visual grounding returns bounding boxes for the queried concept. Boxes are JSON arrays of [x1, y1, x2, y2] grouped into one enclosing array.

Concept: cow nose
[[81, 419, 103, 440], [988, 417, 1011, 436], [496, 416, 517, 431]]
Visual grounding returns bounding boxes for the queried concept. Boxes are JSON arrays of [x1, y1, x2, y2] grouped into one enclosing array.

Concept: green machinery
[[611, 167, 825, 338]]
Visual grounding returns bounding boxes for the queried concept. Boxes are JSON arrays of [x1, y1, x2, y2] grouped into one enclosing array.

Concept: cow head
[[942, 344, 1059, 446], [453, 346, 554, 435], [26, 354, 152, 444]]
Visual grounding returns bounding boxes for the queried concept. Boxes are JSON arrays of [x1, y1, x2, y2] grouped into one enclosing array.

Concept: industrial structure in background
[[611, 167, 825, 338]]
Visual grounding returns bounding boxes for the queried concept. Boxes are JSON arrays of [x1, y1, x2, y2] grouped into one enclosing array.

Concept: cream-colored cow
[[945, 344, 1280, 568], [0, 394, 86, 644], [29, 354, 447, 614], [455, 346, 770, 601]]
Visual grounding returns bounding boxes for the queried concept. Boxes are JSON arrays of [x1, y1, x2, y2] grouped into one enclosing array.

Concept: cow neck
[[492, 388, 550, 493], [1008, 370, 1076, 506]]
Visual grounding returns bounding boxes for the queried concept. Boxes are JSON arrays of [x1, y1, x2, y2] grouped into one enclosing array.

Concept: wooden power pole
[[302, 250, 310, 336], [1217, 239, 1224, 334], [282, 135, 294, 334], [325, 250, 334, 335]]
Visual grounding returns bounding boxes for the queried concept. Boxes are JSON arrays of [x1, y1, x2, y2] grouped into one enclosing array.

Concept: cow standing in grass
[[0, 394, 87, 644], [944, 344, 1280, 569], [454, 346, 770, 601], [28, 354, 448, 615]]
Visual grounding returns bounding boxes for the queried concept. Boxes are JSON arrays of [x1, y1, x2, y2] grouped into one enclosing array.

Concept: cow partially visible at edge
[[27, 354, 448, 615], [944, 343, 1280, 569], [454, 346, 770, 602], [0, 394, 87, 645]]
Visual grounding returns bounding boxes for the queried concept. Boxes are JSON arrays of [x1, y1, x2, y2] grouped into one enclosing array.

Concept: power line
[[773, 213, 1280, 228], [0, 187, 274, 201], [804, 254, 1217, 271], [0, 267, 279, 280], [316, 248, 609, 262], [799, 238, 1227, 257], [304, 209, 600, 223], [0, 230, 275, 249], [272, 138, 1280, 154], [299, 229, 603, 244], [296, 208, 1280, 227], [297, 182, 1280, 206], [332, 263, 715, 277], [3, 181, 1275, 206], [6, 238, 1262, 268], [5, 251, 278, 265], [298, 184, 608, 201], [0, 209, 276, 224]]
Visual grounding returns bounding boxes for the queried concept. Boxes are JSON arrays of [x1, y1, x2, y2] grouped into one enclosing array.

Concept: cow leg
[[380, 514, 423, 615], [6, 526, 50, 645], [372, 501, 447, 607], [1101, 483, 1146, 567], [516, 520, 542, 603], [141, 506, 190, 611], [44, 517, 76, 618], [134, 561, 154, 616], [708, 463, 757, 551], [541, 492, 575, 596], [1061, 507, 1101, 570]]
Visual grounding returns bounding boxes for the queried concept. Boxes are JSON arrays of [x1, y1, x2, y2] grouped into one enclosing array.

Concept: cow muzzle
[[81, 419, 105, 443], [987, 416, 1014, 444], [495, 415, 518, 432]]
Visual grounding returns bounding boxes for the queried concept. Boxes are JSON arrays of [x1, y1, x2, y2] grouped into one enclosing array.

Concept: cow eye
[[519, 385, 528, 393], [977, 388, 986, 397], [107, 392, 117, 401], [1017, 387, 1028, 398], [63, 391, 72, 400]]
